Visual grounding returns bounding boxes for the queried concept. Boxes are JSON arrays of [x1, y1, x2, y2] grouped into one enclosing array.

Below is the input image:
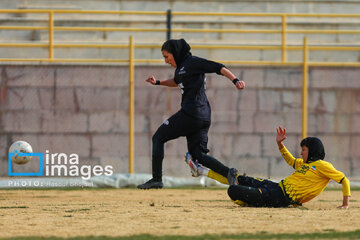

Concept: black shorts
[[228, 176, 291, 208], [154, 109, 210, 153]]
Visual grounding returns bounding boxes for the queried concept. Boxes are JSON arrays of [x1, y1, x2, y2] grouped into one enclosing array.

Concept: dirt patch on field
[[0, 189, 359, 238]]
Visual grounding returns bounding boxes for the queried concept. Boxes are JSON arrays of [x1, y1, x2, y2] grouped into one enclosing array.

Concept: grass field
[[0, 188, 359, 240]]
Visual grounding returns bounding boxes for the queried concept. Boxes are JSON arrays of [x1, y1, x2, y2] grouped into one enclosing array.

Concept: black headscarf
[[300, 137, 325, 162], [161, 39, 192, 67]]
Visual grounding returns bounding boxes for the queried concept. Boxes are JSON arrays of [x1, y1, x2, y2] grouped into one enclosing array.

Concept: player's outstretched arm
[[276, 126, 299, 168], [146, 75, 177, 87], [220, 67, 245, 90], [338, 177, 351, 209]]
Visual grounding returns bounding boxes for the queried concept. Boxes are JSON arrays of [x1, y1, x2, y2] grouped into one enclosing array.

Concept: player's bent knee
[[152, 132, 164, 144], [227, 185, 238, 200]]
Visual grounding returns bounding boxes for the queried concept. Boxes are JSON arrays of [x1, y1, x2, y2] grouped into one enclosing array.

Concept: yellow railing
[[0, 9, 360, 65], [1, 10, 360, 172], [128, 36, 134, 174], [302, 38, 309, 140]]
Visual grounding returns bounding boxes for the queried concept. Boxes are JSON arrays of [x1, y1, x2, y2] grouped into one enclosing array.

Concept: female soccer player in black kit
[[137, 39, 245, 189]]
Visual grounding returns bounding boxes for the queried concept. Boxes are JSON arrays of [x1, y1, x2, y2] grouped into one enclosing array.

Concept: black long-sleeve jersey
[[173, 55, 224, 121]]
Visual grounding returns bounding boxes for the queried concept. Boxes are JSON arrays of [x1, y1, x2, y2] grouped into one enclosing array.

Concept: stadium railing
[[0, 9, 359, 173], [0, 9, 360, 65]]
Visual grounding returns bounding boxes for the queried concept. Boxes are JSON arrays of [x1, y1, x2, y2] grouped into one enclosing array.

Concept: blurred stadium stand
[[1, 0, 360, 61]]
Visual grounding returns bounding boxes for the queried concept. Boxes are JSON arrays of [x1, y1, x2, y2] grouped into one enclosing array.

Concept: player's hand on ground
[[235, 81, 245, 90], [276, 126, 287, 143], [146, 75, 156, 85], [338, 196, 350, 209]]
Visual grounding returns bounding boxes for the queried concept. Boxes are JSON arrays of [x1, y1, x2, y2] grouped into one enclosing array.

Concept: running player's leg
[[151, 110, 194, 180], [138, 110, 193, 189], [186, 121, 230, 178]]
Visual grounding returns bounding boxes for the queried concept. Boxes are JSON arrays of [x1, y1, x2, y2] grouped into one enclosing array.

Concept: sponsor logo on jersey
[[178, 67, 186, 75], [296, 165, 309, 175]]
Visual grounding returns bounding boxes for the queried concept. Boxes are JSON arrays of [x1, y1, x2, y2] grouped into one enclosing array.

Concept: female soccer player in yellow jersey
[[186, 126, 350, 208]]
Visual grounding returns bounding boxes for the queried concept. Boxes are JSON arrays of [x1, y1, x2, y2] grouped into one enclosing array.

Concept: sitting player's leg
[[184, 152, 239, 185], [201, 167, 238, 186], [184, 157, 230, 185], [184, 161, 248, 206], [228, 177, 291, 208], [207, 168, 229, 185], [227, 185, 265, 207], [237, 175, 269, 188]]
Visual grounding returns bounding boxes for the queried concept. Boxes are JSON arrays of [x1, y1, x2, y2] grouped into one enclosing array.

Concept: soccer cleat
[[227, 168, 239, 186], [196, 163, 208, 176], [137, 178, 163, 189], [184, 152, 200, 177]]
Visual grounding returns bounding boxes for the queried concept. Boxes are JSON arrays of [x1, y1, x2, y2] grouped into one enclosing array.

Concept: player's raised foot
[[184, 152, 200, 177], [137, 178, 163, 189], [227, 168, 239, 186]]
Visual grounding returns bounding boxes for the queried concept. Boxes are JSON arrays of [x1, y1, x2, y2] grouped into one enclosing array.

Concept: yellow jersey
[[279, 146, 350, 204]]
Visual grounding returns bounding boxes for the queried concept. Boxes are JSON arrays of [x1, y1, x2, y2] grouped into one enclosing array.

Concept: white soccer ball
[[9, 141, 33, 165]]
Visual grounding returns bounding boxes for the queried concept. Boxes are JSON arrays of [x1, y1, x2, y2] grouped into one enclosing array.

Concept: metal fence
[[0, 9, 360, 65]]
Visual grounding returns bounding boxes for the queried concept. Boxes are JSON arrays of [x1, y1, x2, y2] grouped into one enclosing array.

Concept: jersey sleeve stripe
[[339, 176, 345, 184]]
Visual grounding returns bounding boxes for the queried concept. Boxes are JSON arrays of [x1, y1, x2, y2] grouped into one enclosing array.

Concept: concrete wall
[[1, 64, 359, 179]]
